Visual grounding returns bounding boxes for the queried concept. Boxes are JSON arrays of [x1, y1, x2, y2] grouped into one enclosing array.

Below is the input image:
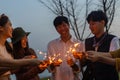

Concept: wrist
[[97, 53, 102, 61]]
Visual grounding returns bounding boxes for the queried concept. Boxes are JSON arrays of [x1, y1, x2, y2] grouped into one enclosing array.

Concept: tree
[[39, 0, 92, 40], [39, 0, 119, 40], [98, 0, 119, 32]]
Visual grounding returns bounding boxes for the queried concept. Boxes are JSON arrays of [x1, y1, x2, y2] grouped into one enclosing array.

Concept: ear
[[101, 20, 105, 26]]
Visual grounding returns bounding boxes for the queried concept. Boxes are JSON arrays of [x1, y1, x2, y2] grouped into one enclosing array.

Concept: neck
[[0, 35, 7, 46], [95, 31, 105, 38], [61, 34, 71, 43]]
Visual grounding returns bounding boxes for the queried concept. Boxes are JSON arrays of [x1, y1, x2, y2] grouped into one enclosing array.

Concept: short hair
[[87, 10, 108, 26], [0, 14, 9, 27], [53, 16, 69, 28]]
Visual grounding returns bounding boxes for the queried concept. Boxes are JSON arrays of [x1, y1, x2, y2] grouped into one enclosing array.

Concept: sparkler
[[66, 42, 84, 75], [37, 49, 62, 66]]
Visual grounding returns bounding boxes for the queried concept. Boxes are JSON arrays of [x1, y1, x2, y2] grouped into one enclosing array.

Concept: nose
[[60, 26, 66, 30]]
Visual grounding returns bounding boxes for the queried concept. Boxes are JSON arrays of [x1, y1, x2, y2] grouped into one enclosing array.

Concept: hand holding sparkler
[[47, 58, 62, 72], [38, 60, 48, 71], [67, 58, 74, 66], [67, 58, 80, 72], [73, 52, 88, 60]]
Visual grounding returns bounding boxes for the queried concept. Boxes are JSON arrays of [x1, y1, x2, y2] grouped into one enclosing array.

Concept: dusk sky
[[0, 0, 120, 52]]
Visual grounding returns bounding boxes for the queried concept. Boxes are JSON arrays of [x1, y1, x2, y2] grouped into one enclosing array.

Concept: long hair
[[13, 39, 30, 59]]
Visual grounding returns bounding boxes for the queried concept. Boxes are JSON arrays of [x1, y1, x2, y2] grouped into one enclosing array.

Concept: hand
[[43, 60, 51, 66], [67, 58, 74, 66], [38, 60, 48, 70], [73, 52, 87, 60], [86, 51, 101, 62]]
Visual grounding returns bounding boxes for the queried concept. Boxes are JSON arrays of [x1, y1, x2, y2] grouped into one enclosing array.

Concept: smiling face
[[56, 22, 70, 38], [88, 20, 105, 36], [21, 35, 28, 48]]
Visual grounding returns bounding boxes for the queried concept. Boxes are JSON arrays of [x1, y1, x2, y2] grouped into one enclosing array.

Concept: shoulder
[[72, 38, 84, 46], [107, 34, 116, 37], [107, 34, 118, 42], [47, 38, 59, 47], [85, 36, 94, 42]]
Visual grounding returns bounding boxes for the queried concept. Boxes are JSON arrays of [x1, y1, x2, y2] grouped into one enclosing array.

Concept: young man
[[47, 16, 84, 80], [83, 10, 120, 80]]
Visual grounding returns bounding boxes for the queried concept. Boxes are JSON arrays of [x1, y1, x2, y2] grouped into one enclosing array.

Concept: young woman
[[12, 27, 47, 80], [0, 14, 42, 80]]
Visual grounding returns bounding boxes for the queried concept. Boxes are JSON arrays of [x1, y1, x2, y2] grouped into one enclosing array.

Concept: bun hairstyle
[[0, 14, 9, 27]]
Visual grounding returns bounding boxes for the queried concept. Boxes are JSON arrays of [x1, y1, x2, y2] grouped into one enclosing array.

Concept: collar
[[58, 36, 75, 43], [94, 32, 107, 42]]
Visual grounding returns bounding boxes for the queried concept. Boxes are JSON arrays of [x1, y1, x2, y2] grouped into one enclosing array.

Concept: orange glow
[[57, 59, 62, 63], [31, 55, 36, 59]]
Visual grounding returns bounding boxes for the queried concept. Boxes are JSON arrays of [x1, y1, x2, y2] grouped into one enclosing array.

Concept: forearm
[[0, 58, 41, 68], [98, 52, 112, 58], [98, 54, 115, 66], [0, 67, 11, 75], [13, 59, 41, 67]]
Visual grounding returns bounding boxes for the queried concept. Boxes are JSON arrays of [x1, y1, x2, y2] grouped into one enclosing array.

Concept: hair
[[0, 14, 9, 27], [13, 39, 30, 59], [53, 16, 69, 28], [87, 10, 108, 26], [5, 41, 13, 56]]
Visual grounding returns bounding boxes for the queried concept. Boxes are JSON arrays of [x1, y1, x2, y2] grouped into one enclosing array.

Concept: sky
[[0, 0, 120, 52]]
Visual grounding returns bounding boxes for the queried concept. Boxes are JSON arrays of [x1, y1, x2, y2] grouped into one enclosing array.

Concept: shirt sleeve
[[110, 49, 120, 58], [115, 58, 120, 71], [110, 49, 120, 71], [109, 37, 120, 51]]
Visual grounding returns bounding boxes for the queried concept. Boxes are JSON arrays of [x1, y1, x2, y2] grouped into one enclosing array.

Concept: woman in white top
[[0, 14, 42, 80]]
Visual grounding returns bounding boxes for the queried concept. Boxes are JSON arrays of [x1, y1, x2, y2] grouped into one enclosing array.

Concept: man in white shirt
[[47, 16, 84, 80]]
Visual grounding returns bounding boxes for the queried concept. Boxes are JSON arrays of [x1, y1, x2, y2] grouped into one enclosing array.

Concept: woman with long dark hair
[[12, 27, 47, 80]]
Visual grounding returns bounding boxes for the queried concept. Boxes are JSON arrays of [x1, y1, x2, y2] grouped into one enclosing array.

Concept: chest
[[0, 46, 13, 59], [85, 36, 113, 52]]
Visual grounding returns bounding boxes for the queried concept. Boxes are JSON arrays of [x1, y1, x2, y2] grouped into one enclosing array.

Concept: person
[[82, 10, 120, 80], [47, 16, 84, 80], [11, 27, 48, 80], [86, 49, 120, 72], [0, 14, 42, 80]]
